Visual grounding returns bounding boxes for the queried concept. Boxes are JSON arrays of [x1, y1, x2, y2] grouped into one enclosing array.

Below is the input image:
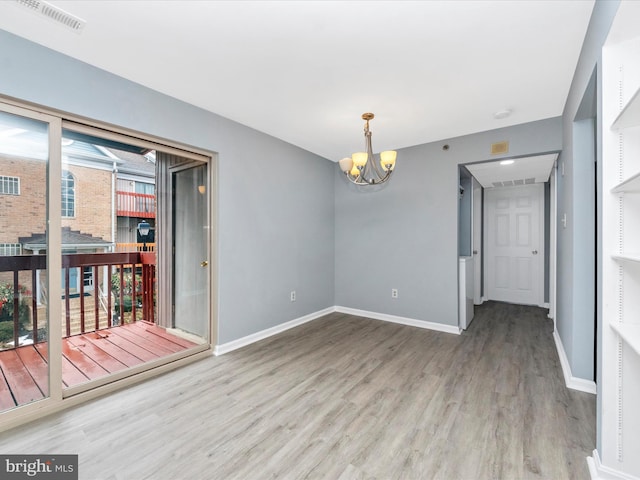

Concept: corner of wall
[[553, 329, 596, 394]]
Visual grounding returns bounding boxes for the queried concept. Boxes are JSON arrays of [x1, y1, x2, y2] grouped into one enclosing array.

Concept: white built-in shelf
[[612, 253, 640, 263], [611, 171, 640, 193], [612, 85, 640, 130], [610, 322, 640, 356]]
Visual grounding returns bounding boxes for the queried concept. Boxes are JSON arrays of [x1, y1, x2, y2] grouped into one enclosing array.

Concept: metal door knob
[[201, 260, 208, 267], [532, 250, 538, 255]]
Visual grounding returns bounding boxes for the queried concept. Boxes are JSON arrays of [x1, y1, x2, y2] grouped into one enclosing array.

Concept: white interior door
[[485, 184, 544, 306]]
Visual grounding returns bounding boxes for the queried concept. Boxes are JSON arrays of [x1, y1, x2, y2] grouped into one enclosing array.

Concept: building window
[[83, 266, 94, 288], [0, 176, 20, 195], [61, 170, 75, 217], [0, 243, 21, 256]]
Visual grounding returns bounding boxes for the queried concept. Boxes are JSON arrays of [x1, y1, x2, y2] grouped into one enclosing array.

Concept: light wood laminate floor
[[0, 301, 595, 479]]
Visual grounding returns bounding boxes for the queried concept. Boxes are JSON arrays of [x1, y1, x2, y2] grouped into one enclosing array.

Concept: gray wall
[[557, 0, 620, 452], [0, 30, 336, 344], [335, 117, 562, 325]]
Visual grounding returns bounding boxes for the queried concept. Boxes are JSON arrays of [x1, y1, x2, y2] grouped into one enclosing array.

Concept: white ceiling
[[0, 0, 594, 165], [465, 153, 558, 188]]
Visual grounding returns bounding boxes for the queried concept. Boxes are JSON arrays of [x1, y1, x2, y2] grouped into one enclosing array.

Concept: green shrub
[[0, 283, 31, 328], [0, 321, 14, 343], [111, 271, 143, 321]]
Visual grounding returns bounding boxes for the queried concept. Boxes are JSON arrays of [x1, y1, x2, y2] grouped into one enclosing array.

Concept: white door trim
[[549, 164, 557, 324], [472, 177, 483, 305]]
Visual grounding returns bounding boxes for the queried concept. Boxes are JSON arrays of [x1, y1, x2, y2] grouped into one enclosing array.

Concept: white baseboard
[[214, 307, 335, 355], [335, 306, 461, 335], [214, 305, 462, 355], [553, 329, 596, 394], [588, 449, 640, 480]]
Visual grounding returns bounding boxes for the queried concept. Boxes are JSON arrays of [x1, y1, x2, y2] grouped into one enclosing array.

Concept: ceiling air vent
[[15, 0, 86, 33], [490, 141, 509, 155], [492, 178, 538, 188]]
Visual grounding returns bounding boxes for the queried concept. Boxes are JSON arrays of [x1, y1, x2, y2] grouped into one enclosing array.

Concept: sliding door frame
[[0, 96, 218, 432], [0, 101, 63, 415], [59, 121, 215, 397]]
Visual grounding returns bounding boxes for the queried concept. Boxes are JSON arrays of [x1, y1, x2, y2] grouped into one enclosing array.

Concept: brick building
[[0, 132, 155, 296]]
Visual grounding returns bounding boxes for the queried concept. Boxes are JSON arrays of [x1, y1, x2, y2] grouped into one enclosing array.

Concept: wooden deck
[[0, 322, 197, 411]]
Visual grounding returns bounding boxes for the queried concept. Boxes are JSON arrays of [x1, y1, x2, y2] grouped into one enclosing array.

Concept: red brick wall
[[0, 155, 113, 246], [0, 156, 46, 245], [61, 164, 112, 242]]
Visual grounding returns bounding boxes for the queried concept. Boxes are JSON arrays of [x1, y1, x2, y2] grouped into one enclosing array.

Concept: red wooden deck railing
[[116, 191, 155, 218], [115, 243, 156, 253], [0, 252, 156, 349]]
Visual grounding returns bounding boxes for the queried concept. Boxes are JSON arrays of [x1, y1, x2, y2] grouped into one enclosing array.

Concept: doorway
[[0, 99, 215, 422], [460, 153, 558, 323], [172, 163, 210, 340]]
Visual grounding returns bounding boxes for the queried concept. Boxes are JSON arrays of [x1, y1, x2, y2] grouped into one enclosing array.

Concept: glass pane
[[0, 110, 49, 410], [173, 164, 209, 340], [60, 129, 158, 389], [58, 129, 202, 392]]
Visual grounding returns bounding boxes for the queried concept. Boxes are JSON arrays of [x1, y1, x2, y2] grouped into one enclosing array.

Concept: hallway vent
[[492, 178, 536, 188], [14, 0, 86, 32]]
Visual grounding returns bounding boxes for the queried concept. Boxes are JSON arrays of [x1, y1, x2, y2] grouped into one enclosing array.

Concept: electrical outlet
[[290, 290, 296, 302], [391, 288, 398, 299]]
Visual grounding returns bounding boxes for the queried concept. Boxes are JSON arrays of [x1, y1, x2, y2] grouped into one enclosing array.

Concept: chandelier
[[338, 113, 397, 185]]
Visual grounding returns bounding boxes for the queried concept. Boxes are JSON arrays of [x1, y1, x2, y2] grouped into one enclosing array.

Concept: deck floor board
[[128, 322, 198, 349], [62, 342, 109, 380], [121, 323, 192, 353], [0, 323, 195, 411], [15, 346, 49, 396], [97, 330, 160, 362], [0, 370, 16, 411], [0, 350, 44, 405], [75, 334, 145, 368], [109, 325, 180, 356], [66, 336, 128, 374]]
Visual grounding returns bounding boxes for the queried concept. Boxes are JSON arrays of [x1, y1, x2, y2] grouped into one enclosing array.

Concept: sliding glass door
[[173, 163, 209, 340], [0, 100, 213, 425], [0, 104, 62, 413], [57, 124, 212, 396]]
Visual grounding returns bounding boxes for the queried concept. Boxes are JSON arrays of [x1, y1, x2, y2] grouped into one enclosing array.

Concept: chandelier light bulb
[[339, 157, 354, 173], [340, 113, 397, 186], [352, 152, 368, 167], [380, 150, 397, 171]]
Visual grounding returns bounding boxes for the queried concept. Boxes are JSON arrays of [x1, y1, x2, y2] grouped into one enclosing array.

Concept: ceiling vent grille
[[492, 178, 536, 188], [15, 0, 86, 32], [490, 141, 509, 155]]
